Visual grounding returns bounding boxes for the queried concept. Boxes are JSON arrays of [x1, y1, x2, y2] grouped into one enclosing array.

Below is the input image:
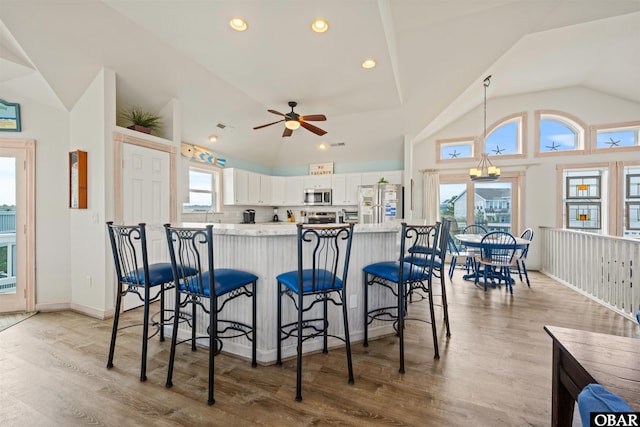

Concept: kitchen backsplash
[[181, 205, 356, 224]]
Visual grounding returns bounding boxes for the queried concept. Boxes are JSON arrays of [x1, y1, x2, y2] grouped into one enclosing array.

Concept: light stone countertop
[[180, 221, 402, 236]]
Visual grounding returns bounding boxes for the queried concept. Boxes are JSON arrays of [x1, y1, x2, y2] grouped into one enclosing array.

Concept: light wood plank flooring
[[1, 271, 638, 426]]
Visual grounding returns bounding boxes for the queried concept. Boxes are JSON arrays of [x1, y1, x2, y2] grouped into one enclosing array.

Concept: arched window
[[483, 112, 527, 159], [535, 110, 586, 156]]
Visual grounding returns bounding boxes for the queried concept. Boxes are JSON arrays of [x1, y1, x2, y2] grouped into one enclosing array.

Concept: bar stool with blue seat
[[164, 224, 258, 405], [276, 223, 355, 402], [106, 221, 184, 382], [406, 218, 452, 338], [363, 222, 441, 373]]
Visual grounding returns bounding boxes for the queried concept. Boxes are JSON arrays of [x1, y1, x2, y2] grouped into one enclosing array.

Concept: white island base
[[168, 222, 402, 365]]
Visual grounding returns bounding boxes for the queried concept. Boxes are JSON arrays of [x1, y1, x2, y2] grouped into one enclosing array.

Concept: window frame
[[535, 110, 588, 157], [481, 112, 528, 160], [436, 136, 477, 164], [589, 120, 640, 154], [182, 162, 223, 213]]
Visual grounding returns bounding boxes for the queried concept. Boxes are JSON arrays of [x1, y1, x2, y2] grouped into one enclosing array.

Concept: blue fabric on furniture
[[181, 269, 259, 296], [276, 269, 343, 293], [363, 261, 432, 283], [578, 384, 633, 426], [124, 263, 197, 286]]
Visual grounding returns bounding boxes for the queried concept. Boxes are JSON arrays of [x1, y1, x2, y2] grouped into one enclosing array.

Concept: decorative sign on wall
[[180, 143, 226, 167], [310, 162, 333, 175], [0, 99, 21, 132]]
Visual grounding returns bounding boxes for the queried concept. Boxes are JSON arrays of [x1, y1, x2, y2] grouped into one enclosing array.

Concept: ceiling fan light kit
[[254, 101, 327, 137]]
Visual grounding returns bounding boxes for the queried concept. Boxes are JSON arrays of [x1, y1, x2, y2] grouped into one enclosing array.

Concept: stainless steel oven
[[303, 188, 332, 206]]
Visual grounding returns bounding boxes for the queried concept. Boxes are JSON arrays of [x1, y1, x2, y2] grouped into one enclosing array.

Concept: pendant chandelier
[[470, 75, 500, 181]]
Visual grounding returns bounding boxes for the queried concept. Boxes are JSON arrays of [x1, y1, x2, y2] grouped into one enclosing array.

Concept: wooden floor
[[1, 270, 638, 426]]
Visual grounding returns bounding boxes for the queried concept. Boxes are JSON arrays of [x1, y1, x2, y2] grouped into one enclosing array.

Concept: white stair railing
[[540, 226, 640, 322]]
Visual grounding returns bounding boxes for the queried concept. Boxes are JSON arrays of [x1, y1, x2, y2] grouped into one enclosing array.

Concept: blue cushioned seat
[[578, 384, 633, 426], [276, 269, 343, 293], [124, 262, 197, 286], [182, 269, 259, 296], [363, 261, 432, 283]]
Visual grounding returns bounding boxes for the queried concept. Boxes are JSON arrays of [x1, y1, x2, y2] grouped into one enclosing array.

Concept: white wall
[[68, 69, 110, 317], [0, 88, 72, 307], [412, 86, 640, 270]]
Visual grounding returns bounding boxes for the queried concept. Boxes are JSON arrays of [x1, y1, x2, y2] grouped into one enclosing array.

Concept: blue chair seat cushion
[[276, 269, 343, 294], [363, 261, 431, 282], [403, 254, 442, 269], [578, 384, 633, 426], [181, 268, 258, 297], [123, 262, 197, 286]]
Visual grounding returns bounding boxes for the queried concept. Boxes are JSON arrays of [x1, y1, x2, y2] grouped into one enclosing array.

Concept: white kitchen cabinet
[[223, 168, 249, 205], [331, 173, 361, 205], [224, 168, 271, 205], [271, 176, 286, 205], [303, 175, 331, 189], [285, 176, 304, 205], [247, 171, 271, 205]]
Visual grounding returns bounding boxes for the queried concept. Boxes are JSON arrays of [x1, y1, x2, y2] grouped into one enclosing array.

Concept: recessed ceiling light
[[229, 18, 248, 32], [311, 19, 329, 33], [209, 135, 218, 142], [362, 58, 376, 69], [317, 142, 328, 151]]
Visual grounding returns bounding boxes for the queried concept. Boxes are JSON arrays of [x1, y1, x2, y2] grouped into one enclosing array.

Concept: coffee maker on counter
[[242, 209, 256, 224], [273, 208, 279, 222]]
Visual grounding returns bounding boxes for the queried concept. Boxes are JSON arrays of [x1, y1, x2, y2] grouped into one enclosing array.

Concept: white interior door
[[121, 143, 170, 310]]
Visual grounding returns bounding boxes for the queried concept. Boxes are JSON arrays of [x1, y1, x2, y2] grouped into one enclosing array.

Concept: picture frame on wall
[[0, 99, 21, 132]]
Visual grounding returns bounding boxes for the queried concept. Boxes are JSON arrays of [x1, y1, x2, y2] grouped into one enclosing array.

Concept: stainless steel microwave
[[303, 188, 332, 206]]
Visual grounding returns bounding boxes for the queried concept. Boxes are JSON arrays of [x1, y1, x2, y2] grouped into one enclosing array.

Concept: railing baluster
[[540, 227, 639, 322]]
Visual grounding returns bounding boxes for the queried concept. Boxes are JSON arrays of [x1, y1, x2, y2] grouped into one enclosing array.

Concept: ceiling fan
[[253, 101, 327, 137]]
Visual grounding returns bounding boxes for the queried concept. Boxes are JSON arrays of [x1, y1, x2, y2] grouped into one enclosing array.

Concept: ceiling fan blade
[[268, 109, 286, 117], [299, 114, 326, 122], [282, 127, 293, 137], [300, 121, 327, 136], [253, 119, 284, 130]]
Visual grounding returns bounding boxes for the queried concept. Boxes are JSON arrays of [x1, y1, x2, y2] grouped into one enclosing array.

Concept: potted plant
[[119, 106, 162, 135]]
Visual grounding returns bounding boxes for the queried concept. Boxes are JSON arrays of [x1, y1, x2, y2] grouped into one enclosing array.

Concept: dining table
[[454, 233, 531, 284]]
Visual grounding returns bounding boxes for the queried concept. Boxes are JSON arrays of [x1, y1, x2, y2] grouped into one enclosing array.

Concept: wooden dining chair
[[363, 222, 441, 373], [474, 231, 518, 293], [461, 224, 487, 273]]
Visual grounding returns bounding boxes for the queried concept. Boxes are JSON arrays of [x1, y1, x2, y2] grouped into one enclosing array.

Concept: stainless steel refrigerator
[[357, 184, 403, 224]]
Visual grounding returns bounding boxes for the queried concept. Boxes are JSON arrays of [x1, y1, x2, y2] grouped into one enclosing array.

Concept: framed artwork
[[565, 176, 600, 199], [0, 99, 21, 132], [69, 150, 88, 209]]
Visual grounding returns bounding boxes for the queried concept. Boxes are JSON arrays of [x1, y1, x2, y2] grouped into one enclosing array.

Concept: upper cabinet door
[[303, 175, 331, 189]]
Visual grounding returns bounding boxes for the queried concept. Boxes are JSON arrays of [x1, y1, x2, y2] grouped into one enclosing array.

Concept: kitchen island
[[172, 222, 401, 365]]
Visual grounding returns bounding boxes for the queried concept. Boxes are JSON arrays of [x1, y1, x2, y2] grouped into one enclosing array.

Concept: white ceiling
[[1, 0, 639, 169]]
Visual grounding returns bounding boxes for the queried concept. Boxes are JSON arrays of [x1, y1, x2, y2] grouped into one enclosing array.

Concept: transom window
[[591, 121, 640, 152], [536, 111, 586, 156], [483, 112, 526, 158], [436, 137, 475, 163]]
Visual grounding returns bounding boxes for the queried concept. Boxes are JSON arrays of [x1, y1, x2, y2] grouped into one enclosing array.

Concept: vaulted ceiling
[[1, 0, 638, 169]]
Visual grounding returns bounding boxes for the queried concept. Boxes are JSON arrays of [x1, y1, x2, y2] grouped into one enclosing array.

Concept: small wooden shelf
[[69, 150, 87, 209]]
